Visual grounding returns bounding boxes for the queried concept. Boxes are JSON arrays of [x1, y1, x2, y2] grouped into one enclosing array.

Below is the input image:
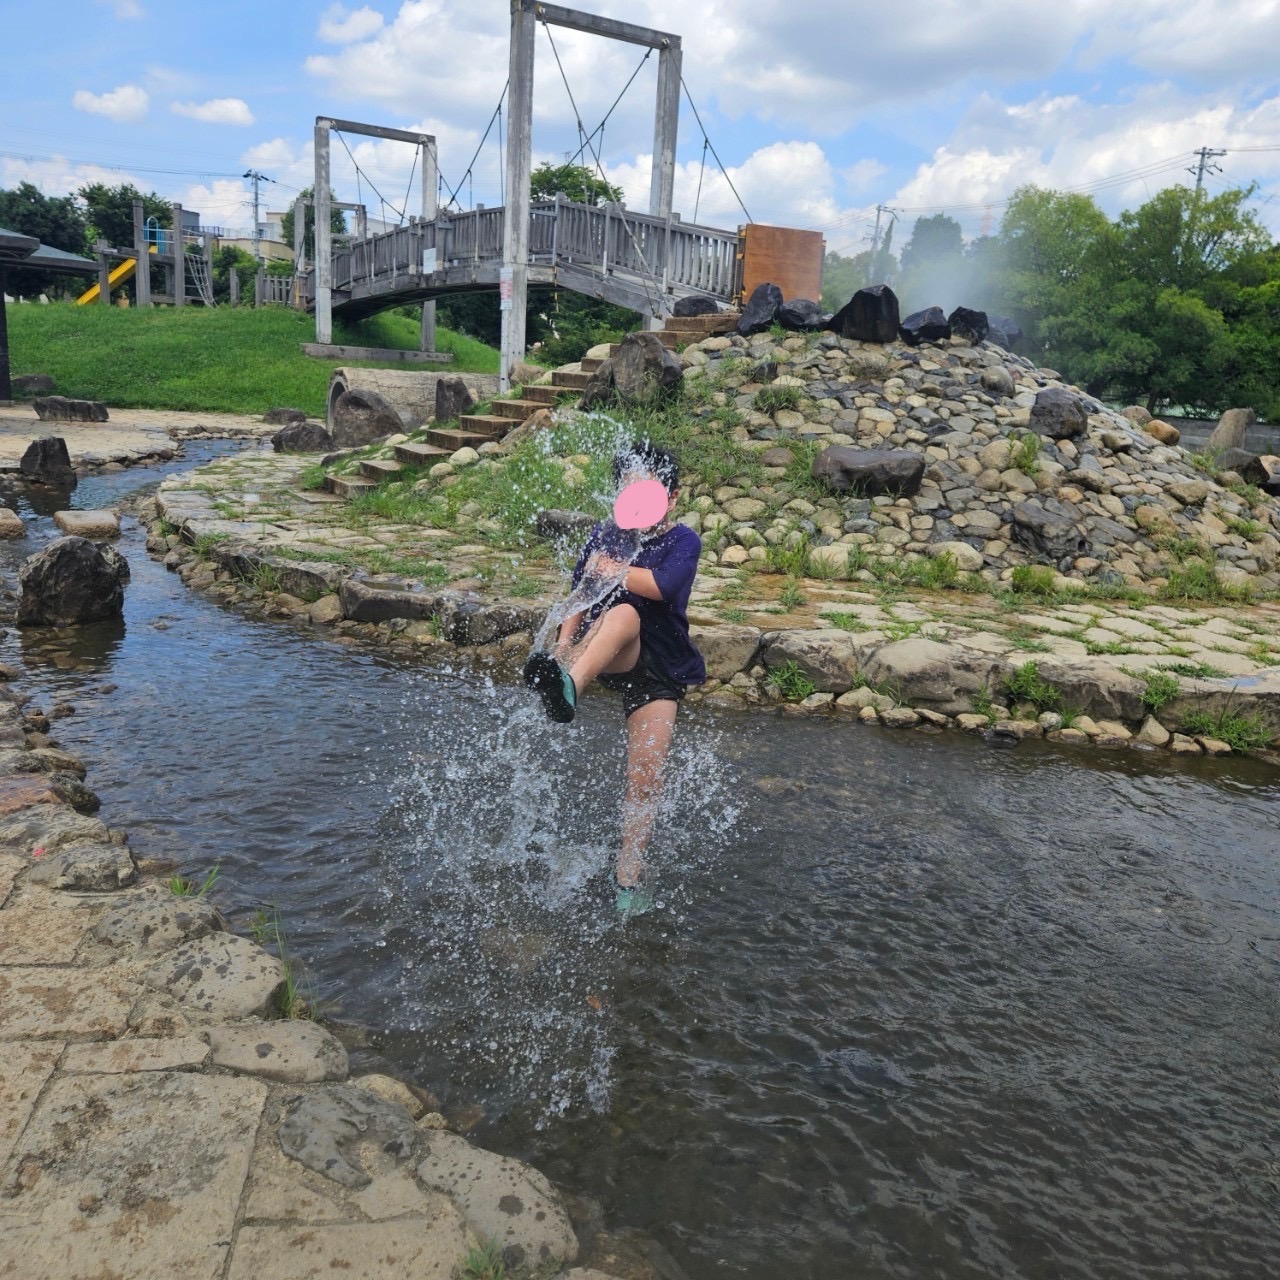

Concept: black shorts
[[597, 645, 685, 717]]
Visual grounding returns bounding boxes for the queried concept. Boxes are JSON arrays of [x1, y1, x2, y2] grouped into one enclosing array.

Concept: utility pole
[[1188, 148, 1226, 195], [242, 169, 273, 262], [866, 204, 896, 283]]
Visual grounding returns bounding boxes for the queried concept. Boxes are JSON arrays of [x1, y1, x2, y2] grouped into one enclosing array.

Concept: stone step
[[491, 398, 545, 421], [393, 441, 451, 467], [552, 369, 593, 389], [456, 414, 511, 437], [359, 458, 403, 482], [428, 427, 493, 450], [580, 356, 606, 373], [521, 385, 577, 404], [325, 474, 379, 500], [664, 312, 738, 335]]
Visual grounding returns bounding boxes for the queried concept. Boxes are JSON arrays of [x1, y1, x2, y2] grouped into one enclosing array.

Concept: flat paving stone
[[0, 775, 64, 816], [92, 893, 222, 954], [208, 1018, 348, 1082], [0, 965, 138, 1041], [144, 933, 286, 1019], [0, 1071, 266, 1280], [0, 1041, 61, 1169], [0, 900, 96, 963], [53, 509, 121, 539], [0, 808, 110, 857], [27, 839, 137, 891], [62, 1035, 211, 1074]]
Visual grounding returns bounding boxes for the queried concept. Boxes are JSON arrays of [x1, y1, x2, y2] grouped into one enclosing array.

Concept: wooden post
[[255, 267, 264, 308], [203, 233, 213, 307], [420, 136, 438, 353], [500, 0, 536, 392], [651, 42, 681, 222], [172, 204, 185, 306], [96, 241, 111, 308], [0, 268, 10, 403], [292, 195, 306, 310], [132, 198, 151, 308], [314, 120, 333, 343], [229, 266, 239, 307]]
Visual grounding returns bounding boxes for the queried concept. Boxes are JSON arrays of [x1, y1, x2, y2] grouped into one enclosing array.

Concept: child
[[523, 442, 705, 913]]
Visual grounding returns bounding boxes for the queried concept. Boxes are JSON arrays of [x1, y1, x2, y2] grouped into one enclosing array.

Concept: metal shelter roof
[[0, 224, 96, 274]]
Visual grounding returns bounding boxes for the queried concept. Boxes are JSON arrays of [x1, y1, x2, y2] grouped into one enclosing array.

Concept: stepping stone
[[491, 398, 543, 421], [208, 1019, 348, 1083], [325, 474, 378, 500], [144, 933, 287, 1019], [0, 508, 24, 538], [428, 427, 493, 450], [53, 510, 120, 539], [62, 1036, 212, 1074], [92, 894, 222, 954], [394, 442, 450, 467]]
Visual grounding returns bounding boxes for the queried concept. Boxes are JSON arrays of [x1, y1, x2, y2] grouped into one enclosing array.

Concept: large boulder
[[32, 396, 108, 423], [986, 315, 1022, 350], [580, 332, 681, 408], [19, 436, 76, 488], [827, 284, 900, 343], [736, 282, 784, 336], [673, 294, 720, 317], [1028, 387, 1088, 439], [271, 421, 334, 453], [760, 630, 863, 694], [811, 446, 925, 498], [534, 509, 596, 542], [947, 307, 989, 345], [262, 406, 306, 427], [17, 536, 128, 626], [1206, 407, 1256, 452], [776, 298, 826, 332], [435, 375, 476, 423], [1215, 448, 1271, 486], [331, 387, 403, 448], [860, 638, 1004, 716], [689, 623, 762, 681], [899, 306, 950, 346], [1009, 497, 1089, 562]]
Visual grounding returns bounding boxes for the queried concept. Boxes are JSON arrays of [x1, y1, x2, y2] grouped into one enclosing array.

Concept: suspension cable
[[443, 82, 509, 209], [565, 46, 652, 171], [334, 129, 408, 226], [692, 137, 709, 223], [680, 77, 753, 224], [398, 145, 420, 223]]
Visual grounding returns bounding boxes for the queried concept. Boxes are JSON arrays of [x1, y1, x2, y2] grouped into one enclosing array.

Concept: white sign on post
[[499, 267, 514, 312], [422, 248, 437, 273]]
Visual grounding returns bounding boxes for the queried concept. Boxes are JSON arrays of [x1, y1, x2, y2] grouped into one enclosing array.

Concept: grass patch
[[250, 906, 314, 1019], [1007, 564, 1059, 598], [778, 577, 805, 610], [1158, 660, 1227, 679], [1180, 708, 1273, 752], [1225, 516, 1265, 541], [769, 659, 816, 701], [191, 531, 231, 557], [168, 864, 219, 898], [1160, 559, 1251, 603], [1011, 431, 1042, 476], [766, 536, 810, 577], [1140, 670, 1180, 715], [753, 385, 802, 413], [720, 606, 748, 623], [823, 611, 871, 632], [1005, 660, 1062, 712]]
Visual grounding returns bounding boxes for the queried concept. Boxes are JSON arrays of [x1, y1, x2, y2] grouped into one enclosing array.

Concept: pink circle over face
[[613, 479, 669, 530]]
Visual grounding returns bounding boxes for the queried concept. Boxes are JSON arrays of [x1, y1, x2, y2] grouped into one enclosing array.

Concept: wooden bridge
[[310, 196, 742, 322]]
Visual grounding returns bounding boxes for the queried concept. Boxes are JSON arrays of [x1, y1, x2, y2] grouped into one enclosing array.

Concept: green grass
[[1225, 516, 1265, 541], [7, 303, 497, 417], [778, 576, 805, 609], [1180, 708, 1273, 752], [823, 611, 871, 632], [1158, 660, 1227, 679], [249, 905, 315, 1020], [1007, 564, 1059, 597], [769, 659, 817, 701], [1005, 660, 1062, 713], [1160, 558, 1252, 603], [1140, 670, 1180, 715], [753, 385, 803, 413], [1011, 431, 1042, 476], [168, 864, 219, 898]]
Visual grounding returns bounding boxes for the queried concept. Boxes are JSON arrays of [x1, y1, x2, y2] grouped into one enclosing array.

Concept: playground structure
[[78, 201, 217, 309]]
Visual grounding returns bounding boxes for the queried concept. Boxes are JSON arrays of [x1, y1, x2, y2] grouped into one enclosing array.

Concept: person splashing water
[[523, 441, 706, 915]]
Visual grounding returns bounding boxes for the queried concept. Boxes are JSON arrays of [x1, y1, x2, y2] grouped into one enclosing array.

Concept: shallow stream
[[3, 451, 1278, 1279]]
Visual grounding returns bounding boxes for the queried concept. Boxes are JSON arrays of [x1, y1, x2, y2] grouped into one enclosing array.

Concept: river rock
[[19, 435, 76, 487], [1121, 405, 1152, 426], [1206, 407, 1255, 451], [332, 387, 403, 448], [1144, 419, 1180, 445], [1167, 478, 1209, 506], [859, 638, 1003, 716], [1031, 658, 1146, 721], [1010, 498, 1089, 562], [947, 306, 989, 344], [209, 1019, 349, 1083], [435, 375, 476, 423], [0, 806, 110, 855], [1028, 388, 1087, 439], [760, 630, 860, 692], [929, 540, 983, 572], [980, 366, 1015, 396], [827, 284, 900, 344], [899, 306, 950, 345], [17, 536, 128, 626], [262, 406, 306, 427], [418, 1131, 579, 1271], [674, 293, 720, 317], [145, 933, 288, 1019], [53, 509, 120, 539], [0, 508, 24, 538], [93, 895, 222, 953], [436, 598, 541, 645], [777, 298, 826, 331], [28, 839, 138, 891], [32, 395, 108, 423], [689, 623, 762, 680], [811, 446, 925, 498], [736, 282, 783, 336], [278, 1084, 417, 1189], [271, 420, 334, 453], [340, 574, 442, 623]]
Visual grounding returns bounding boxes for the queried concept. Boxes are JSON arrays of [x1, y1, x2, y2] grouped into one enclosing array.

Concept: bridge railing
[[325, 197, 742, 305]]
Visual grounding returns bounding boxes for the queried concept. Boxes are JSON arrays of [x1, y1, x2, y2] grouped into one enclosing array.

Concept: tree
[[211, 245, 256, 306], [279, 187, 347, 261], [896, 213, 968, 312], [529, 162, 622, 206], [78, 182, 170, 249], [0, 182, 88, 296]]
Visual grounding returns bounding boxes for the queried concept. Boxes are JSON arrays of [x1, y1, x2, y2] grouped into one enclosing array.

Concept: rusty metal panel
[[739, 224, 824, 305]]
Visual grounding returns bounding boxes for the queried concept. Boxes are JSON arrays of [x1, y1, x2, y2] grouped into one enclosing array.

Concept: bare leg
[[565, 603, 641, 695], [617, 698, 678, 888]]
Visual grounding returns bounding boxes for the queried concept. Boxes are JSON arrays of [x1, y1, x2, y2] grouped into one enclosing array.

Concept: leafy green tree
[[529, 162, 622, 206], [820, 249, 866, 311], [0, 182, 88, 295], [77, 182, 170, 249], [280, 187, 347, 260], [211, 245, 256, 305]]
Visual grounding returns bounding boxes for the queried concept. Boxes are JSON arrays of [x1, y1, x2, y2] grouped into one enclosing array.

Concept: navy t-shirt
[[572, 520, 706, 686]]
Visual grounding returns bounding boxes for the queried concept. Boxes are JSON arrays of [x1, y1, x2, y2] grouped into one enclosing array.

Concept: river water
[[3, 451, 1279, 1280]]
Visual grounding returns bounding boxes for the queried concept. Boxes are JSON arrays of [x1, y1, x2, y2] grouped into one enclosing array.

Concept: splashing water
[[375, 672, 745, 1124]]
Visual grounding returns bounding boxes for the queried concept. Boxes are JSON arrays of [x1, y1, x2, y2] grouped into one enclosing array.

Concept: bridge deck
[[312, 197, 741, 319]]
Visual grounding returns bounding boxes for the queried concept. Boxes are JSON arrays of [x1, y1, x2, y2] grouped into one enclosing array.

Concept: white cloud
[[98, 0, 144, 18], [317, 3, 385, 43], [0, 155, 148, 199], [171, 98, 255, 126], [178, 179, 257, 230], [71, 85, 149, 123]]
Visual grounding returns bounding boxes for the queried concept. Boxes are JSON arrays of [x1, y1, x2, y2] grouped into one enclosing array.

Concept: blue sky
[[4, 1, 1280, 253]]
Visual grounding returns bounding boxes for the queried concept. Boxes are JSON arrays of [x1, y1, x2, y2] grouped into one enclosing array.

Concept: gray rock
[[28, 839, 137, 891], [19, 435, 77, 487], [1010, 498, 1089, 561], [1121, 405, 1152, 426], [145, 933, 287, 1019], [0, 807, 110, 855], [736, 282, 783, 336], [1214, 448, 1271, 485], [93, 895, 222, 953], [534, 509, 596, 542], [436, 599, 542, 645], [32, 396, 108, 423], [689, 624, 762, 681], [270, 421, 334, 453], [208, 1019, 348, 1083], [1206, 407, 1256, 452], [278, 1084, 417, 1189], [673, 294, 720, 317], [339, 574, 443, 623], [827, 284, 900, 344], [262, 407, 306, 427], [583, 332, 682, 408], [1030, 658, 1147, 721], [811, 446, 925, 498], [761, 630, 861, 693], [418, 1130, 579, 1271], [947, 307, 989, 344], [17, 536, 128, 626], [860, 638, 1004, 716], [1028, 388, 1087, 439], [899, 306, 950, 345], [980, 366, 1015, 396], [332, 387, 403, 448], [435, 375, 477, 423], [777, 298, 826, 331]]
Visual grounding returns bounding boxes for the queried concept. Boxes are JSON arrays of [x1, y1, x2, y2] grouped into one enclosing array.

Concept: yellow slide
[[76, 243, 158, 305]]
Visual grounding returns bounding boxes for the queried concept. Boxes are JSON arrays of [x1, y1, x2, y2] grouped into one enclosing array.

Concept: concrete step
[[491, 398, 544, 421], [521, 385, 578, 404], [580, 356, 606, 373], [394, 441, 451, 467], [325, 474, 379, 500], [664, 312, 737, 335], [551, 369, 593, 389], [359, 458, 403, 482], [456, 414, 511, 436], [428, 426, 494, 450]]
